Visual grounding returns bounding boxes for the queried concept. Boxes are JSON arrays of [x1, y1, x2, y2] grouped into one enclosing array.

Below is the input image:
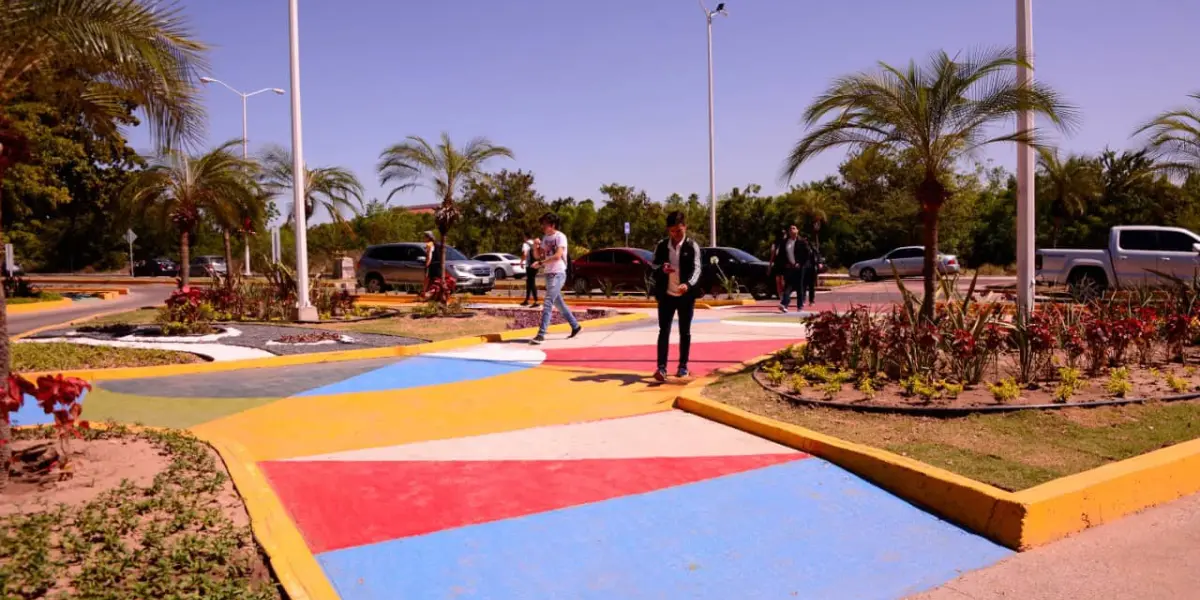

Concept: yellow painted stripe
[[193, 366, 678, 462], [6, 298, 76, 314], [204, 435, 339, 600]]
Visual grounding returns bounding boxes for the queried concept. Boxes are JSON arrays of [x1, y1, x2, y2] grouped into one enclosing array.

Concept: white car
[[473, 253, 527, 279], [849, 246, 960, 281]]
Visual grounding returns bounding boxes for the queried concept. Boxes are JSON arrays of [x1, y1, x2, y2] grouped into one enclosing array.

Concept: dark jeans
[[803, 266, 817, 304], [657, 294, 695, 370], [780, 267, 809, 310], [524, 268, 539, 302]]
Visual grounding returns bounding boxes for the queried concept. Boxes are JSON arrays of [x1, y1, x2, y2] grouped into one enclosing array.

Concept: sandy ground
[[909, 493, 1200, 600]]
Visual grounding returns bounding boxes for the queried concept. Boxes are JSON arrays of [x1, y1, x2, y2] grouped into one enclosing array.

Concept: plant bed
[[482, 307, 611, 330], [13, 342, 204, 371], [2, 424, 281, 598], [705, 372, 1200, 491]]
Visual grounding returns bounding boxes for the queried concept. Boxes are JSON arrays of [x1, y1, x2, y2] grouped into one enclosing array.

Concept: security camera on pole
[[698, 1, 727, 247]]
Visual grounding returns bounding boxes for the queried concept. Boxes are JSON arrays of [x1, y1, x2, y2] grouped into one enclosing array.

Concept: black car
[[700, 247, 775, 300], [133, 257, 179, 277]]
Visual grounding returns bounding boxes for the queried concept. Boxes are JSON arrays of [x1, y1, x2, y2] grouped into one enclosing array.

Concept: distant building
[[398, 203, 439, 215]]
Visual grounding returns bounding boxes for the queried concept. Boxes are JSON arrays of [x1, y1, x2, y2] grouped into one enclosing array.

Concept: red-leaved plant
[[0, 374, 91, 488]]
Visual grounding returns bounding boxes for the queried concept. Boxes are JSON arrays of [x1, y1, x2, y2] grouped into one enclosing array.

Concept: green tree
[[1136, 92, 1200, 179], [459, 170, 547, 256], [376, 133, 513, 283], [781, 48, 1075, 317], [125, 140, 259, 287], [259, 144, 364, 224], [1037, 148, 1101, 247]]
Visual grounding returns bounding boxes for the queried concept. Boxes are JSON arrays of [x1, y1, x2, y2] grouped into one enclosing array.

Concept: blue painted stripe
[[295, 355, 532, 397], [10, 390, 89, 427], [316, 459, 1011, 600]]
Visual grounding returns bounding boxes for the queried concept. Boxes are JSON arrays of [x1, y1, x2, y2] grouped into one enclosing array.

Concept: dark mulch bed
[[482, 307, 612, 330]]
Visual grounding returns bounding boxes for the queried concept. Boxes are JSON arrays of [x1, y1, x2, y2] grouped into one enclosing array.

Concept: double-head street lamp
[[199, 77, 284, 276], [699, 1, 726, 247]]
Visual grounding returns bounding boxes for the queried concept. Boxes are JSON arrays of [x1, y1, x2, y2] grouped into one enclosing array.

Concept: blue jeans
[[539, 272, 579, 336], [780, 267, 807, 310]]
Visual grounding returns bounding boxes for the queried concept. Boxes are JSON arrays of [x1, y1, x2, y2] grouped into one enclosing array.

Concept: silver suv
[[357, 242, 495, 294]]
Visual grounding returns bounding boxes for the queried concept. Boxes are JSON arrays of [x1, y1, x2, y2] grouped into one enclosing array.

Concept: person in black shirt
[[778, 225, 812, 313]]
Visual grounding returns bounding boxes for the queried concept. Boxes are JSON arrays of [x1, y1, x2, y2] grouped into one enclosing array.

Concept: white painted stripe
[[17, 337, 273, 361], [285, 411, 798, 462], [425, 343, 545, 366]]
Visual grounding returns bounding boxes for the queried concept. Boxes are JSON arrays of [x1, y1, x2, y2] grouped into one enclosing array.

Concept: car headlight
[[454, 264, 472, 275]]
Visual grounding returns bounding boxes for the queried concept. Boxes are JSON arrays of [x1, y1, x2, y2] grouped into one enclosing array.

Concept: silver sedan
[[473, 253, 527, 279], [849, 246, 961, 281]]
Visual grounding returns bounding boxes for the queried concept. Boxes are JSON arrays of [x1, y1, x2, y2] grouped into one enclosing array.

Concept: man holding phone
[[650, 210, 702, 381], [529, 212, 582, 345]]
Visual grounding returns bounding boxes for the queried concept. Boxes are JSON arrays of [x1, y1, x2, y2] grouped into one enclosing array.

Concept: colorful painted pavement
[[13, 306, 1013, 599]]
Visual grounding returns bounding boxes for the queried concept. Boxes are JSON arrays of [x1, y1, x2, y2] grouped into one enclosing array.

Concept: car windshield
[[443, 247, 468, 261], [723, 248, 760, 262], [631, 249, 653, 262]]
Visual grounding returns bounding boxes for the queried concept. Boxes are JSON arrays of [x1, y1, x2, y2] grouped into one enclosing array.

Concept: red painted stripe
[[541, 339, 803, 376], [262, 454, 805, 554]]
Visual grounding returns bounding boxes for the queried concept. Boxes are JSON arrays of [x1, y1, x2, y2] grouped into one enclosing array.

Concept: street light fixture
[[1015, 0, 1035, 318], [287, 0, 316, 321], [698, 0, 727, 247], [199, 76, 285, 276]]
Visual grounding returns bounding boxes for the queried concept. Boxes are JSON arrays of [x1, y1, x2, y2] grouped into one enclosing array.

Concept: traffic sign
[[125, 229, 138, 244]]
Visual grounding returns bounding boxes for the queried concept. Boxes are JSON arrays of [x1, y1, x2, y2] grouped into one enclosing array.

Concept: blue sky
[[131, 0, 1199, 217]]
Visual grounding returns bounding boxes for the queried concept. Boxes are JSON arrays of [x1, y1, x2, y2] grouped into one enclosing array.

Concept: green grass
[[6, 292, 65, 305], [81, 308, 160, 326], [13, 342, 202, 372], [705, 372, 1200, 491], [320, 311, 513, 342], [1, 426, 281, 599]]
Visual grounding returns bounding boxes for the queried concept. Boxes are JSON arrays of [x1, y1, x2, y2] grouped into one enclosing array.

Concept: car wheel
[[494, 268, 506, 280], [860, 268, 877, 282], [750, 280, 772, 300], [365, 274, 385, 294], [573, 277, 590, 296]]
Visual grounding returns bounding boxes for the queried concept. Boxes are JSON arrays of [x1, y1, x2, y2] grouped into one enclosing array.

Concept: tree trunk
[[180, 230, 191, 288], [917, 176, 947, 321], [1051, 216, 1063, 249], [222, 230, 234, 286]]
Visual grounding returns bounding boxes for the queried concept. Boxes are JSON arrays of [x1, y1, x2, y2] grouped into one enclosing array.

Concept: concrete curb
[[483, 312, 649, 342], [674, 392, 1200, 551], [357, 293, 754, 309], [7, 298, 76, 315]]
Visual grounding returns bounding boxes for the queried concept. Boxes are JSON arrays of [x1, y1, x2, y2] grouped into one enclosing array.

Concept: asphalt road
[[7, 284, 174, 335]]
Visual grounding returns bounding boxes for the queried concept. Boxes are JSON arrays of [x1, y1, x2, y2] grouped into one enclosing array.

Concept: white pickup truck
[[1036, 225, 1200, 296]]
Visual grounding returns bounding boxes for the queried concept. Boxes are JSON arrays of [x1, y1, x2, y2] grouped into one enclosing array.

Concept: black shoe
[[676, 367, 691, 378], [530, 335, 545, 345], [569, 325, 583, 339], [519, 301, 529, 307], [653, 368, 668, 382]]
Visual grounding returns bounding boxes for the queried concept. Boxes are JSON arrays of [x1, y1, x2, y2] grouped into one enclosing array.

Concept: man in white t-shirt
[[520, 235, 539, 306], [529, 212, 582, 345]]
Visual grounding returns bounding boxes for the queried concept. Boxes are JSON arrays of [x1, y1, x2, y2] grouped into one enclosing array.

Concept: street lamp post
[[198, 77, 284, 277], [287, 0, 316, 321], [699, 1, 726, 247], [1015, 0, 1035, 318]]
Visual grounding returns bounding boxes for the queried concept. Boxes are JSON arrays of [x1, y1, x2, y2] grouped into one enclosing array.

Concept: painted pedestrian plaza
[[13, 306, 1012, 599]]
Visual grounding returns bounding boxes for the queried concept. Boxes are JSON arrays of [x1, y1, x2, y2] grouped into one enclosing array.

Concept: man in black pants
[[778, 225, 812, 312], [651, 210, 703, 382], [520, 234, 539, 306]]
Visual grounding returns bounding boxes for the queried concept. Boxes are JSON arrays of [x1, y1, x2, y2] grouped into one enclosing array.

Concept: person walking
[[768, 227, 788, 297], [800, 234, 818, 308], [651, 211, 703, 381], [421, 231, 436, 298], [530, 212, 582, 345], [778, 225, 812, 313], [520, 234, 539, 306]]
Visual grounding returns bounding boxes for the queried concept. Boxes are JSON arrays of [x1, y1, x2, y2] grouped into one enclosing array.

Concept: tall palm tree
[[1037, 148, 1101, 248], [0, 0, 206, 472], [1135, 92, 1200, 179], [259, 144, 364, 224], [126, 140, 259, 288], [377, 133, 514, 282], [780, 48, 1075, 318]]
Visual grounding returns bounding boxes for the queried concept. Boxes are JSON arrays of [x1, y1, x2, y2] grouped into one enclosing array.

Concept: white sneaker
[[778, 304, 788, 314]]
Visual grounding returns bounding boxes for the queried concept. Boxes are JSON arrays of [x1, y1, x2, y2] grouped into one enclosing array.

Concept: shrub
[[788, 374, 808, 394], [857, 376, 877, 400], [156, 288, 216, 335], [987, 378, 1021, 403], [1165, 371, 1190, 394], [1053, 367, 1083, 403], [1105, 367, 1133, 398], [762, 362, 786, 387]]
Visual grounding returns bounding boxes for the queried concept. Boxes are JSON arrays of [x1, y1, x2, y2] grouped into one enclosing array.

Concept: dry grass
[[13, 342, 202, 371], [319, 312, 513, 342], [704, 372, 1200, 491], [81, 308, 160, 326]]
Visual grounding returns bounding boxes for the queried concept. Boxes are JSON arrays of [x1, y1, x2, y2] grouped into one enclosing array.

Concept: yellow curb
[[1012, 436, 1200, 548], [20, 311, 647, 382], [6, 298, 76, 315], [483, 311, 649, 342], [205, 435, 338, 600], [34, 286, 131, 296], [674, 393, 1024, 548], [27, 276, 174, 286]]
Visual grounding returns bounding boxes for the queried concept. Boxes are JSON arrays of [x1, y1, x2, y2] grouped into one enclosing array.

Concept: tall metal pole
[[705, 12, 717, 247], [241, 95, 253, 276], [1016, 0, 1035, 318], [288, 0, 316, 320]]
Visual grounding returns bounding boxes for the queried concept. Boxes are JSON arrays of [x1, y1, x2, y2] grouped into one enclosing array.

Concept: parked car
[[701, 247, 775, 300], [570, 247, 654, 295], [473, 253, 526, 279], [356, 242, 495, 294], [133, 257, 179, 277], [1036, 225, 1200, 297], [849, 246, 960, 281], [188, 256, 228, 278]]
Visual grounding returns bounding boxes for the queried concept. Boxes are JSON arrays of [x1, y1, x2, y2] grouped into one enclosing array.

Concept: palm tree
[[259, 145, 364, 224], [780, 48, 1075, 318], [210, 185, 268, 281], [787, 187, 831, 246], [376, 133, 514, 282], [0, 0, 206, 475], [1135, 93, 1200, 179], [1037, 148, 1100, 248], [126, 140, 259, 288]]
